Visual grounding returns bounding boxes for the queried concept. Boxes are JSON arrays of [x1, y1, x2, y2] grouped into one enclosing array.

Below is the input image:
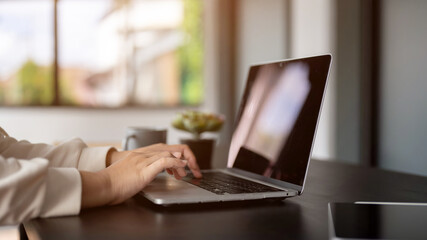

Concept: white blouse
[[0, 127, 113, 225]]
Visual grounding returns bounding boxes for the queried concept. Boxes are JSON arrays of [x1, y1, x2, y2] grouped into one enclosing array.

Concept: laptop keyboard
[[182, 172, 284, 195]]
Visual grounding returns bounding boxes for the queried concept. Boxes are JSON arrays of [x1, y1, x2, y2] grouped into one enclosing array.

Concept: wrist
[[80, 170, 114, 209], [99, 170, 113, 204]]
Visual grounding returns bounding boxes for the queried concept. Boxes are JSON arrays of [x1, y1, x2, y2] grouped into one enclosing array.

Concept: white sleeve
[[0, 136, 114, 172], [0, 156, 81, 225]]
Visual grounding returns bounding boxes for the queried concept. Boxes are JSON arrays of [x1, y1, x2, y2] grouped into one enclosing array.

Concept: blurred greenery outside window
[[0, 0, 203, 107]]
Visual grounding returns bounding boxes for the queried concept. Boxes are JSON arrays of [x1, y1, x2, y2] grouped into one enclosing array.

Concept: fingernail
[[181, 160, 188, 165]]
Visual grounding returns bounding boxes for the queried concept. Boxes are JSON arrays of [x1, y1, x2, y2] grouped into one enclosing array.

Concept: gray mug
[[123, 127, 167, 150]]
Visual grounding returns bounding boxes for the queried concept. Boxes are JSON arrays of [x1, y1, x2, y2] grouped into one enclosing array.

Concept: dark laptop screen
[[228, 55, 331, 186]]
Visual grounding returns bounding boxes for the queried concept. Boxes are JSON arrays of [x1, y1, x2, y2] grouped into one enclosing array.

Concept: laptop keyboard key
[[182, 172, 283, 195]]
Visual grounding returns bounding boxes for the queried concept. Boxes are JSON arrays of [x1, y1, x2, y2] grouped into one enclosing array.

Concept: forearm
[[80, 171, 113, 209], [0, 136, 113, 171], [0, 136, 85, 167], [0, 157, 81, 225]]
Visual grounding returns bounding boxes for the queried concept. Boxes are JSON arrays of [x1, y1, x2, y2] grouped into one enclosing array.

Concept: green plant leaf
[[171, 110, 225, 138]]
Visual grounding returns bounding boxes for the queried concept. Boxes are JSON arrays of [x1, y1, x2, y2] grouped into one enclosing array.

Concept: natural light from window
[[0, 0, 203, 107]]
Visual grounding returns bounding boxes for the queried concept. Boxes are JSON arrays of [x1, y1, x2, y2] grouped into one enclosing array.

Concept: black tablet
[[328, 202, 427, 240]]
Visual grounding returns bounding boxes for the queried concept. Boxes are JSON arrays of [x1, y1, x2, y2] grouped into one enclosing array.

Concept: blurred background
[[1, 0, 427, 177]]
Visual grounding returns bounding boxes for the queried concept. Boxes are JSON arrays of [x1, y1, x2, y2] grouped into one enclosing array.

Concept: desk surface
[[24, 160, 427, 240]]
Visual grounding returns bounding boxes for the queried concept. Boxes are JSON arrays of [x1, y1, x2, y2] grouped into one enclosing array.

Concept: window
[[0, 0, 54, 105], [0, 0, 204, 107]]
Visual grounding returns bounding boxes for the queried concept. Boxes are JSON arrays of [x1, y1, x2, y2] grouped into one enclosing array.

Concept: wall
[[379, 0, 427, 176], [0, 108, 185, 144], [335, 1, 362, 164]]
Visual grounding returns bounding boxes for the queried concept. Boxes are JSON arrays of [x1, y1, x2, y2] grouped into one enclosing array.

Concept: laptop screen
[[228, 55, 331, 186]]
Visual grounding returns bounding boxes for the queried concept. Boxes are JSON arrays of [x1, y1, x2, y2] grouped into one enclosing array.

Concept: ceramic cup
[[122, 127, 167, 150]]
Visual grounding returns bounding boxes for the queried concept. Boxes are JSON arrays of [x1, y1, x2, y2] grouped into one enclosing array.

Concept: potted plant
[[172, 110, 224, 169]]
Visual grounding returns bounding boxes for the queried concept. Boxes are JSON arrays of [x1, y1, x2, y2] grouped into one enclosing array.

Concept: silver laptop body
[[141, 54, 332, 205]]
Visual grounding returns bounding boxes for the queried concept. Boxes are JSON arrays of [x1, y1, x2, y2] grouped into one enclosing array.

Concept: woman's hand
[[81, 144, 201, 209], [107, 143, 202, 178]]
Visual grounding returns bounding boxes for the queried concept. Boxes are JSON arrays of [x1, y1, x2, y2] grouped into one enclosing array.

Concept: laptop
[[141, 54, 332, 205]]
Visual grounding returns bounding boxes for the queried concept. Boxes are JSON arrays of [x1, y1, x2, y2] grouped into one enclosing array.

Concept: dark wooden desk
[[23, 160, 427, 240]]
